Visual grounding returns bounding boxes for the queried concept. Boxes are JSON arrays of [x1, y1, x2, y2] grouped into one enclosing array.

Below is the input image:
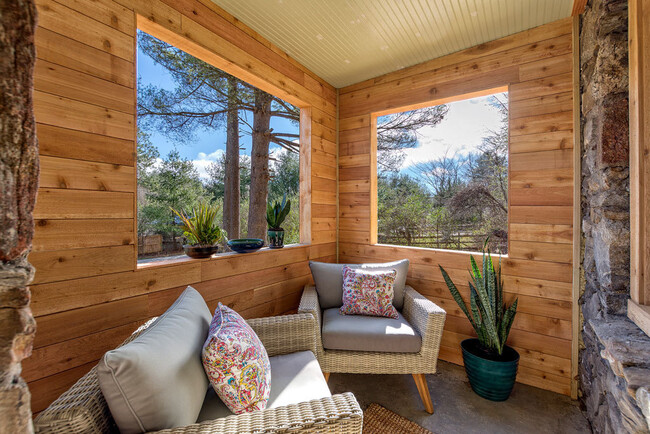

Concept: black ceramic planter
[[183, 244, 218, 259], [461, 338, 519, 401], [267, 229, 285, 248]]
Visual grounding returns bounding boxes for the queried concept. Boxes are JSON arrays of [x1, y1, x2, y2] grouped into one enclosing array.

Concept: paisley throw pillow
[[202, 303, 271, 414], [340, 266, 399, 319]]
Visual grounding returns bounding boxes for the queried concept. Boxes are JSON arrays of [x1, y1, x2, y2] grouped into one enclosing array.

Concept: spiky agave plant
[[171, 201, 227, 246], [439, 240, 518, 356], [266, 194, 291, 230]]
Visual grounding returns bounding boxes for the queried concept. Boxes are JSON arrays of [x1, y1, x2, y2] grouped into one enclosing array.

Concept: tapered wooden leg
[[323, 372, 330, 382], [412, 374, 434, 414]]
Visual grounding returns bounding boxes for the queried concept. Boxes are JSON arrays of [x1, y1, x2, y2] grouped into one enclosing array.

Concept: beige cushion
[[98, 287, 212, 433], [309, 259, 410, 309], [321, 308, 421, 353], [197, 351, 331, 422]]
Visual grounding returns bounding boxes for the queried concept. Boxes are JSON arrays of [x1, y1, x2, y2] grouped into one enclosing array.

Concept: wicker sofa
[[298, 284, 446, 414], [34, 313, 363, 434]]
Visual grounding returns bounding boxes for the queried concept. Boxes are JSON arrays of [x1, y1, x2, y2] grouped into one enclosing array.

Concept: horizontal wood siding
[[338, 18, 575, 396], [27, 0, 337, 413]]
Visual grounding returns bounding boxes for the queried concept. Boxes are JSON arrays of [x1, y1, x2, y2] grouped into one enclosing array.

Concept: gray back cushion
[[98, 286, 212, 433], [309, 259, 409, 309]]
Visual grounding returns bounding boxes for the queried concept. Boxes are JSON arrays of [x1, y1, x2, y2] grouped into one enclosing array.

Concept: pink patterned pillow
[[340, 266, 399, 319], [202, 303, 271, 414]]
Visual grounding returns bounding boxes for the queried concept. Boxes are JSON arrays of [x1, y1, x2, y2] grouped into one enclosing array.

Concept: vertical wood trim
[[300, 107, 312, 244], [336, 89, 340, 261], [628, 0, 650, 336], [369, 114, 378, 245], [629, 0, 647, 305], [507, 85, 513, 255], [572, 0, 588, 16], [132, 11, 139, 269], [571, 15, 581, 400]]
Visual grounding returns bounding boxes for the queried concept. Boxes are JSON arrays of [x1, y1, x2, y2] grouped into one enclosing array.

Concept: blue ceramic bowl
[[227, 238, 264, 253]]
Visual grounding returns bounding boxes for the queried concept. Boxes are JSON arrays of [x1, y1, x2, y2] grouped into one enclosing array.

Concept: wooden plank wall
[[26, 0, 337, 413], [338, 18, 575, 396]]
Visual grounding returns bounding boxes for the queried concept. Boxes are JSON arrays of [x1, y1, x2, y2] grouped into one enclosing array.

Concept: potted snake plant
[[439, 240, 519, 401], [266, 194, 291, 248], [171, 202, 227, 259]]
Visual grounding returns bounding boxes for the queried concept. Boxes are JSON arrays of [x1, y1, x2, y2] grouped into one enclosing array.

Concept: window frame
[[370, 85, 510, 255], [134, 16, 312, 268], [628, 0, 650, 335]]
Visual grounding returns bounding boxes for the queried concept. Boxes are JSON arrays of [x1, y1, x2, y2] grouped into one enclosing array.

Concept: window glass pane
[[136, 30, 300, 263], [376, 92, 508, 254]]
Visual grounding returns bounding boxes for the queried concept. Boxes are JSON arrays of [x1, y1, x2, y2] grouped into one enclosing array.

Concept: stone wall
[[579, 0, 650, 432], [0, 1, 38, 432]]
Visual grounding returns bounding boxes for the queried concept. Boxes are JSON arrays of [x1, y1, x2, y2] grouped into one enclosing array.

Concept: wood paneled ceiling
[[211, 0, 574, 88]]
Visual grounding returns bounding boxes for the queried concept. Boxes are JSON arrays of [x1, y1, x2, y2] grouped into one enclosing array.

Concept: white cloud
[[192, 149, 224, 179], [400, 96, 504, 169]]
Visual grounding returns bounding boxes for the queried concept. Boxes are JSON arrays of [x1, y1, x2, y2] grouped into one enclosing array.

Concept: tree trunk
[[248, 89, 272, 239], [0, 0, 38, 431], [223, 77, 240, 240]]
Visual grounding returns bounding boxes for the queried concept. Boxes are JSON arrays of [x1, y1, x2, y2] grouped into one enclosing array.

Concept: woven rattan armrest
[[402, 286, 446, 355], [297, 285, 321, 326], [150, 393, 363, 434], [247, 313, 318, 357]]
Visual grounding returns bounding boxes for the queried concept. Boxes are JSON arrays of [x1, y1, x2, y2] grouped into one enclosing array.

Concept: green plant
[[171, 201, 227, 246], [439, 240, 518, 355], [266, 194, 291, 230]]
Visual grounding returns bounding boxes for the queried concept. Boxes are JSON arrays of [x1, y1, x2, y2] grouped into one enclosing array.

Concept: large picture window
[[136, 30, 301, 262], [376, 92, 509, 254]]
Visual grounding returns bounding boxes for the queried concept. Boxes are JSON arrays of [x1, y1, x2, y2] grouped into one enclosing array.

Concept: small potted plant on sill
[[439, 240, 519, 402], [172, 201, 227, 259], [266, 194, 291, 249]]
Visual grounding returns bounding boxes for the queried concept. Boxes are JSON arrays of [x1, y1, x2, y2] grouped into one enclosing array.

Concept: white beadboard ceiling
[[211, 0, 574, 88]]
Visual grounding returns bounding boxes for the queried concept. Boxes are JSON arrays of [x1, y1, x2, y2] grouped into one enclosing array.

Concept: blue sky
[[137, 31, 298, 179], [378, 93, 507, 175]]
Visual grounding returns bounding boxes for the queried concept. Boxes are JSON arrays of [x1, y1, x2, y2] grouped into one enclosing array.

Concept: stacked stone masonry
[[579, 0, 650, 432]]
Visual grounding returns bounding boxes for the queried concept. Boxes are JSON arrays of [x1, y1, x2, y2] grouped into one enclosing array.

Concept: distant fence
[[138, 234, 162, 255], [378, 224, 507, 253], [138, 235, 185, 258]]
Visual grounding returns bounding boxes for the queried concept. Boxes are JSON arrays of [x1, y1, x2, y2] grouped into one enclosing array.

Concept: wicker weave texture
[[298, 285, 446, 375], [153, 393, 362, 433], [34, 314, 362, 434]]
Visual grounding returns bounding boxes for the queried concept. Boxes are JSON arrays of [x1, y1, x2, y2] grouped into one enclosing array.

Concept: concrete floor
[[328, 361, 592, 434]]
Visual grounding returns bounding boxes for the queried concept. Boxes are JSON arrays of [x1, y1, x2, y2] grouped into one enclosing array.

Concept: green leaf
[[440, 265, 477, 331]]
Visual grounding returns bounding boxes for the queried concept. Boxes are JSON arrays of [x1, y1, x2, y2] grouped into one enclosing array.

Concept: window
[[136, 30, 301, 262], [375, 92, 509, 254]]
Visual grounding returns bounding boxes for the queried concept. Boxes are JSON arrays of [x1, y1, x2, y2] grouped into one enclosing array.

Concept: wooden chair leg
[[323, 372, 330, 382], [412, 373, 434, 414]]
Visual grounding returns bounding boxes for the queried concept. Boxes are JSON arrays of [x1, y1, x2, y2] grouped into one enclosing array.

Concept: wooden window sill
[[136, 243, 309, 270], [628, 299, 650, 337]]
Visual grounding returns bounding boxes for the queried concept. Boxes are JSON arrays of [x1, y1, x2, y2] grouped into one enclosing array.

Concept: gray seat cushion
[[197, 351, 331, 422], [309, 260, 409, 309], [321, 308, 421, 353], [98, 287, 212, 433]]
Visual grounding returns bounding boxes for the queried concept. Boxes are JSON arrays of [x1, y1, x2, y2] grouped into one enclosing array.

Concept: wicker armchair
[[34, 313, 363, 434], [298, 285, 446, 414]]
